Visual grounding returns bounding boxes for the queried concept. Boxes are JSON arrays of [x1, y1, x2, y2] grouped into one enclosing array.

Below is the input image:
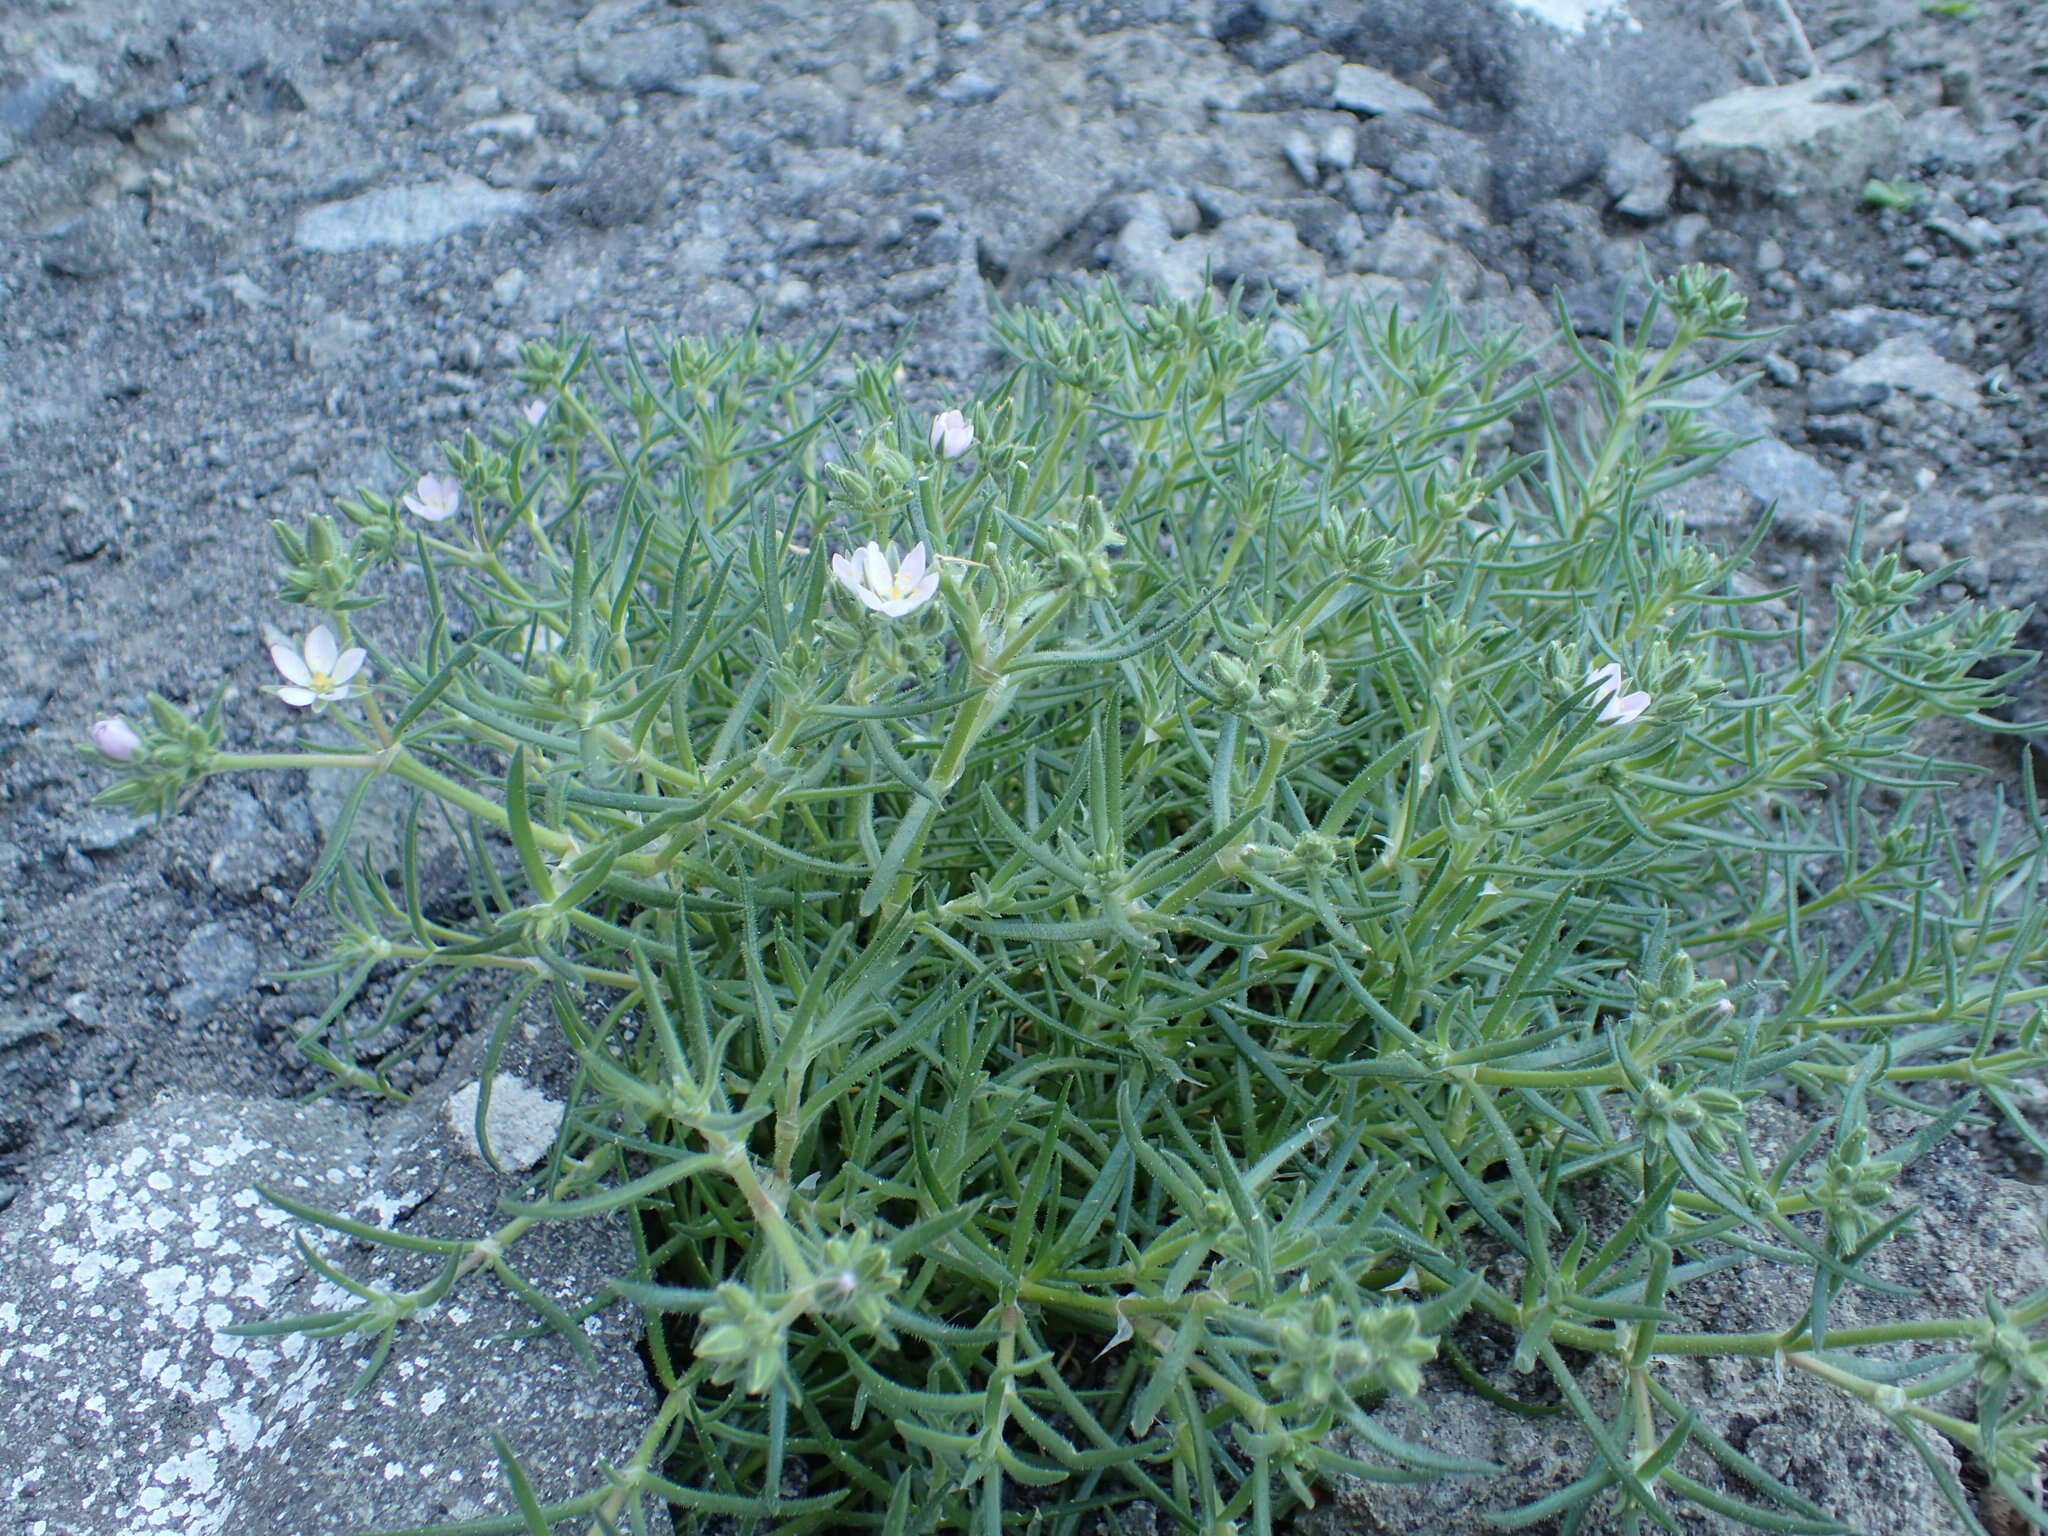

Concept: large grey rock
[[572, 0, 710, 95], [0, 1093, 660, 1535], [294, 177, 534, 253], [1676, 75, 1907, 202], [561, 120, 686, 229], [1288, 0, 1739, 215], [906, 94, 1124, 273]]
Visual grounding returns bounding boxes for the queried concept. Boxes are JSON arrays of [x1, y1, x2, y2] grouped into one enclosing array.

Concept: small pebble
[[1387, 150, 1440, 191], [1762, 353, 1801, 388], [1282, 130, 1320, 188]]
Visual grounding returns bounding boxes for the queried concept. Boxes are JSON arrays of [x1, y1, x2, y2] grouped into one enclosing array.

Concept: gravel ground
[[1, 0, 2045, 1530]]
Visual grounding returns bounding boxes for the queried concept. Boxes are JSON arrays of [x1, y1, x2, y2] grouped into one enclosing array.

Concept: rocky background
[[1, 0, 2046, 1531]]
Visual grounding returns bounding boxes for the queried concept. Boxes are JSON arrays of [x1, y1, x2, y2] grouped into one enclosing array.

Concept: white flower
[[522, 399, 548, 426], [1586, 662, 1651, 726], [401, 473, 461, 522], [271, 625, 368, 710], [831, 540, 940, 618], [90, 718, 141, 761], [929, 409, 973, 460]]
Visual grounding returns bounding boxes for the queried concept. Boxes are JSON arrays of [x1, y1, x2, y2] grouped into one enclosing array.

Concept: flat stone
[[1680, 382, 1853, 551], [0, 1092, 660, 1535], [0, 1006, 60, 1054], [291, 311, 374, 371], [904, 97, 1123, 272], [1332, 62, 1439, 118], [59, 808, 152, 853], [169, 922, 258, 1024], [933, 69, 1004, 107], [1676, 75, 1905, 201], [1837, 335, 1981, 414], [1807, 377, 1890, 414], [1807, 415, 1875, 449], [294, 177, 534, 253], [443, 1076, 565, 1173]]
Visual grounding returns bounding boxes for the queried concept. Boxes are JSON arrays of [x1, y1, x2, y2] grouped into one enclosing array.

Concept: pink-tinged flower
[[401, 473, 461, 522], [929, 409, 973, 460], [831, 541, 940, 618], [90, 718, 141, 761], [521, 399, 548, 426], [271, 625, 368, 710], [1587, 662, 1651, 726]]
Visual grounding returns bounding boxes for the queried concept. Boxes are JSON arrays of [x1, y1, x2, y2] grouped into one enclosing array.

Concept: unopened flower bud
[[90, 719, 142, 761]]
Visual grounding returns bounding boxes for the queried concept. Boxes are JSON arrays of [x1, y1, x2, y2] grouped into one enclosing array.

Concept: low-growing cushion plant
[[90, 271, 2048, 1534]]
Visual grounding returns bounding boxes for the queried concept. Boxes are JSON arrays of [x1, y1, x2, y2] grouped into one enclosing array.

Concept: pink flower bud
[[91, 718, 142, 761]]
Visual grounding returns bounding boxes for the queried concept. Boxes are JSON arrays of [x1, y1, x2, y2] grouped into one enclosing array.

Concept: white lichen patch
[[0, 1098, 364, 1535], [2, 1092, 655, 1532]]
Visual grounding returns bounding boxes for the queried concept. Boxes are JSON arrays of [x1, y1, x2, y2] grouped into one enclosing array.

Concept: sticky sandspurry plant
[[91, 270, 2048, 1535]]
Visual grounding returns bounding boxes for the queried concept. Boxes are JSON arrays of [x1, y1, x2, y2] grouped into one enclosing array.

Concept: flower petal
[[905, 570, 940, 612], [270, 643, 313, 687], [860, 542, 892, 592], [276, 686, 317, 708], [850, 583, 894, 614], [831, 551, 860, 594], [1610, 690, 1652, 725], [304, 626, 340, 674], [1585, 662, 1624, 698], [898, 542, 928, 587], [329, 647, 368, 684]]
